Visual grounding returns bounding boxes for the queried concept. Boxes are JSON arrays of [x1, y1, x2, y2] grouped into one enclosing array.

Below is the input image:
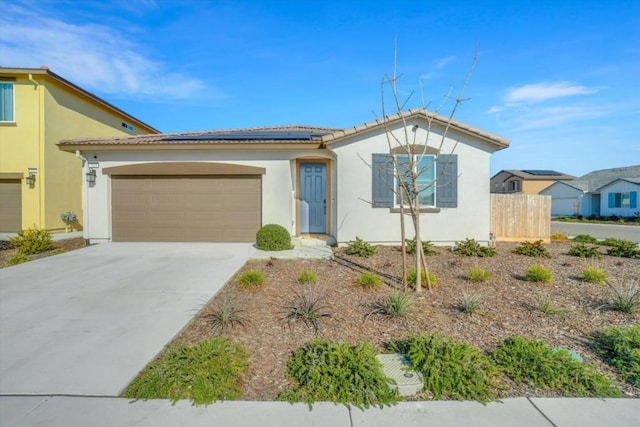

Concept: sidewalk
[[1, 396, 638, 427]]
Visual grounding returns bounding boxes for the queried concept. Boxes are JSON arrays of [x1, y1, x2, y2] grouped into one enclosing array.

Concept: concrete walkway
[[1, 396, 638, 427]]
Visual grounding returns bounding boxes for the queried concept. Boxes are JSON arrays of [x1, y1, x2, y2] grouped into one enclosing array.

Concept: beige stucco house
[[58, 109, 509, 245], [490, 170, 574, 195]]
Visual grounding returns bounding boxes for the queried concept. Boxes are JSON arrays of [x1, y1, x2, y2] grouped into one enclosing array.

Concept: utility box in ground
[[376, 353, 423, 396]]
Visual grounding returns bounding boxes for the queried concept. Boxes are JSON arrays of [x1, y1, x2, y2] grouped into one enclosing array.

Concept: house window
[[395, 154, 436, 207], [0, 82, 15, 122], [609, 191, 637, 209], [510, 180, 519, 191], [371, 153, 457, 209]]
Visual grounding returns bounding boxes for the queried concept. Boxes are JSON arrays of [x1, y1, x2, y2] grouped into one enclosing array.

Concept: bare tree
[[375, 44, 478, 292]]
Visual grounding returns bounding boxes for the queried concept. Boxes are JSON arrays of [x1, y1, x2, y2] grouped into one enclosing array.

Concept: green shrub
[[453, 238, 496, 257], [368, 291, 413, 319], [491, 336, 620, 397], [200, 297, 246, 334], [346, 237, 376, 257], [3, 253, 28, 267], [460, 291, 483, 315], [573, 234, 599, 244], [606, 240, 640, 259], [9, 227, 53, 255], [123, 338, 249, 405], [568, 243, 601, 258], [297, 270, 318, 285], [237, 270, 265, 288], [356, 272, 382, 288], [278, 340, 397, 408], [591, 325, 640, 386], [405, 238, 437, 255], [256, 224, 292, 251], [407, 267, 437, 288], [281, 286, 331, 333], [605, 278, 640, 314], [390, 333, 499, 402], [579, 266, 608, 284], [513, 240, 551, 258], [467, 267, 491, 283], [601, 237, 632, 247], [525, 265, 553, 283]]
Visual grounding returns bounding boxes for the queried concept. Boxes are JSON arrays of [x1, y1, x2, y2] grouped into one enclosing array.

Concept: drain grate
[[376, 353, 424, 396]]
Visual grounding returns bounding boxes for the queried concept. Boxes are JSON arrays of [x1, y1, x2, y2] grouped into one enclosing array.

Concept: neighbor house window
[[395, 154, 436, 207], [0, 82, 15, 122], [608, 191, 637, 209], [510, 180, 519, 191]]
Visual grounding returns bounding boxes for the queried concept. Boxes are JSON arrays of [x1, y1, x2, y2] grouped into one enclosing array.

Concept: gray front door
[[300, 163, 326, 234]]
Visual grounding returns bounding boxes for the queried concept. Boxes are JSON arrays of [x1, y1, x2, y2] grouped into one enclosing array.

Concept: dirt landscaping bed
[[173, 241, 640, 401], [0, 237, 86, 267]]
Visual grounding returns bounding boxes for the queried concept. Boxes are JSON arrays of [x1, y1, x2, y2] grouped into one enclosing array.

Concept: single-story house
[[540, 165, 640, 217], [490, 170, 574, 195], [58, 109, 509, 245]]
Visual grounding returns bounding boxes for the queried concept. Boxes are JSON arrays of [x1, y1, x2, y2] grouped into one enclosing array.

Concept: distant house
[[540, 165, 640, 217], [58, 109, 510, 245], [0, 67, 158, 233], [490, 170, 575, 195]]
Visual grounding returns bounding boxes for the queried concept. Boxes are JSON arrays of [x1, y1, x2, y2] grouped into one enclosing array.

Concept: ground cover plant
[[513, 240, 551, 258], [237, 270, 265, 288], [606, 240, 640, 259], [297, 270, 318, 285], [123, 338, 249, 405], [568, 243, 602, 258], [405, 238, 437, 255], [346, 237, 376, 257], [390, 333, 499, 402], [356, 272, 382, 288], [467, 267, 491, 283], [572, 234, 600, 244], [407, 267, 437, 287], [453, 238, 496, 257], [278, 339, 397, 408], [591, 325, 640, 386], [367, 291, 413, 319], [1, 236, 85, 268], [173, 241, 640, 401], [491, 336, 620, 397], [605, 278, 640, 314]]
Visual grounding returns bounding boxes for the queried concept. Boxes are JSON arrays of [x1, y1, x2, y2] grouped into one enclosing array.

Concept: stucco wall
[[329, 118, 496, 245], [81, 149, 334, 241]]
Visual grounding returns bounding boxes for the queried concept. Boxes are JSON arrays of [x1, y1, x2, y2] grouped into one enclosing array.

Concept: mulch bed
[[0, 237, 86, 267], [174, 241, 640, 400]]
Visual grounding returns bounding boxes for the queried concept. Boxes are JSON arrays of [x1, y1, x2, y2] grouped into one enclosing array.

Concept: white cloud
[[504, 82, 598, 104], [434, 55, 456, 69], [486, 106, 503, 113], [0, 5, 206, 100], [507, 105, 611, 131]]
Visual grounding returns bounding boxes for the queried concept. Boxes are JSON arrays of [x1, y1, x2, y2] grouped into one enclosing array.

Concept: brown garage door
[[0, 180, 22, 232], [111, 175, 261, 242]]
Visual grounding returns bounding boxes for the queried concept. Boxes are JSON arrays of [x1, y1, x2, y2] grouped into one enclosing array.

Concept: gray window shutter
[[436, 154, 458, 208], [372, 153, 394, 208]]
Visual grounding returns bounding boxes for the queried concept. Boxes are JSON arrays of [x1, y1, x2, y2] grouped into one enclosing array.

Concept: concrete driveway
[[0, 242, 255, 396]]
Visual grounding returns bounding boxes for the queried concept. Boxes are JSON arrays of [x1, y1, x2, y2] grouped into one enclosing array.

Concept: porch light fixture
[[86, 168, 97, 184], [25, 168, 37, 188]]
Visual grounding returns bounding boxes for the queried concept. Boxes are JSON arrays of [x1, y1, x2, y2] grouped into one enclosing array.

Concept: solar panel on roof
[[522, 170, 563, 176], [162, 130, 329, 142]]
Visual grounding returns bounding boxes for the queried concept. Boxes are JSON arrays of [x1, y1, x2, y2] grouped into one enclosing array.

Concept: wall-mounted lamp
[[86, 168, 97, 184], [25, 168, 37, 188]]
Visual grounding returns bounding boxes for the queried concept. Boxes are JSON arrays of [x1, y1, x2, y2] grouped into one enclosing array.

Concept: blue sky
[[1, 0, 638, 176]]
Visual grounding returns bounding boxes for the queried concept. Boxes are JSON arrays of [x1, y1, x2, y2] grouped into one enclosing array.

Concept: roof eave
[[57, 142, 324, 152]]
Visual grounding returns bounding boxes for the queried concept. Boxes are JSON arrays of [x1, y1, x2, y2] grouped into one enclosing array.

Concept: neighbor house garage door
[[0, 179, 22, 232], [111, 175, 261, 242], [551, 197, 579, 217]]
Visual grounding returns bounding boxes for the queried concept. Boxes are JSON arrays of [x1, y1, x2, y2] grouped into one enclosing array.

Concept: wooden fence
[[490, 194, 551, 242]]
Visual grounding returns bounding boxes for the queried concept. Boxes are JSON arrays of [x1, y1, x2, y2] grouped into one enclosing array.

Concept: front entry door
[[300, 163, 326, 234]]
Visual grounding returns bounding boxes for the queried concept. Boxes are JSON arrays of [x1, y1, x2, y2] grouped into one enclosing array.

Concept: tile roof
[[577, 165, 640, 192], [58, 108, 510, 150]]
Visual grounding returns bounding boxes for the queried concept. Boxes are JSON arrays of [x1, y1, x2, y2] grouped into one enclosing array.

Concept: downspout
[[30, 74, 44, 228], [76, 150, 90, 245]]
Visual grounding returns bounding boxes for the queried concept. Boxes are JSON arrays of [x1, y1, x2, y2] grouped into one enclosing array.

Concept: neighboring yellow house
[[0, 67, 158, 233]]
